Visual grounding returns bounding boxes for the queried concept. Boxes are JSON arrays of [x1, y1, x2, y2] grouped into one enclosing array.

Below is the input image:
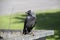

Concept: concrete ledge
[[0, 30, 54, 40]]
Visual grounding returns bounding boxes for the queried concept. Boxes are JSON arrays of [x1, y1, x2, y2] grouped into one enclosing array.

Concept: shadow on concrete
[[34, 37, 46, 40]]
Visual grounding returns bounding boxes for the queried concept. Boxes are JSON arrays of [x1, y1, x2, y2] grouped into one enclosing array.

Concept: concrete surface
[[0, 30, 54, 40]]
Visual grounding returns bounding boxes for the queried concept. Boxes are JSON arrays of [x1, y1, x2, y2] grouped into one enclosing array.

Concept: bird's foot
[[29, 32, 34, 36]]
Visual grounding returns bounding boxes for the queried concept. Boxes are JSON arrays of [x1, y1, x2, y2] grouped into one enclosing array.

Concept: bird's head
[[25, 10, 31, 15], [25, 10, 36, 17]]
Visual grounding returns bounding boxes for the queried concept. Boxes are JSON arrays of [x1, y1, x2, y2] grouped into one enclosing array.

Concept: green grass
[[0, 9, 60, 29], [0, 9, 60, 40], [0, 12, 25, 30]]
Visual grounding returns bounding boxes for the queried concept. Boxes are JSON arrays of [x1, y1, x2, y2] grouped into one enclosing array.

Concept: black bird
[[23, 10, 36, 35]]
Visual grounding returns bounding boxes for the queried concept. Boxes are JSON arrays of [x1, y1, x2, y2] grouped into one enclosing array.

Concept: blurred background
[[0, 0, 59, 15], [0, 0, 60, 40]]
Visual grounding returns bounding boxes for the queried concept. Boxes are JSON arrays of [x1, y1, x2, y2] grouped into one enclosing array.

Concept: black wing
[[25, 16, 36, 27]]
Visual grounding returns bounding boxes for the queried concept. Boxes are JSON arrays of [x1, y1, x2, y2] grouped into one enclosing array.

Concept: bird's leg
[[31, 31, 34, 36], [29, 31, 34, 36]]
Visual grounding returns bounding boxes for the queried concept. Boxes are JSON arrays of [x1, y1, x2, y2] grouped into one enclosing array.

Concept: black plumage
[[23, 10, 36, 35]]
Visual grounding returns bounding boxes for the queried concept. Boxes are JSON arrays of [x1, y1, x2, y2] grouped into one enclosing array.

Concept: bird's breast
[[27, 16, 31, 19]]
